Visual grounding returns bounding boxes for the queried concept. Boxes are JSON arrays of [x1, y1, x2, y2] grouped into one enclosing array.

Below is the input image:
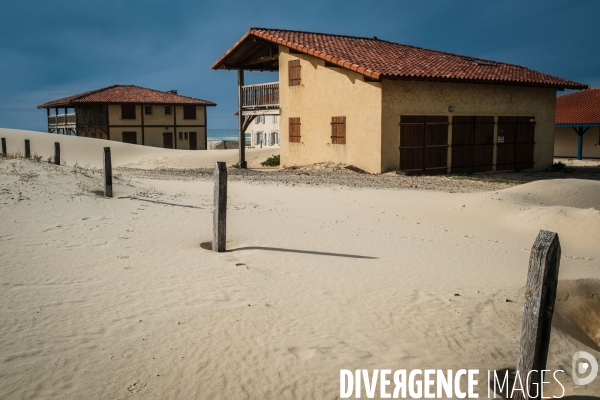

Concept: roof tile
[[556, 88, 600, 125]]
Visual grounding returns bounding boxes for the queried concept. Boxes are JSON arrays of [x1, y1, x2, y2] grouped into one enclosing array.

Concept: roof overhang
[[556, 123, 600, 127], [211, 32, 279, 71]]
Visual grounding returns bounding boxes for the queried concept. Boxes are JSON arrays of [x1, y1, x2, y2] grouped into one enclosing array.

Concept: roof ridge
[[250, 27, 531, 70]]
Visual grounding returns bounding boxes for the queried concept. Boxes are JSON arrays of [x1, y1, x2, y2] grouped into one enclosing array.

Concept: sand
[[0, 129, 599, 399]]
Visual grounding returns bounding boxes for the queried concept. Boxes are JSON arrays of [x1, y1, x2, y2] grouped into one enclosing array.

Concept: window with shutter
[[144, 105, 153, 115], [289, 117, 301, 143], [288, 60, 301, 86], [183, 105, 197, 120], [331, 116, 346, 144], [121, 105, 136, 119]]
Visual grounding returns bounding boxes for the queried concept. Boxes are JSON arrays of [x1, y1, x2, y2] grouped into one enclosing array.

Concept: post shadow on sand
[[199, 242, 377, 259]]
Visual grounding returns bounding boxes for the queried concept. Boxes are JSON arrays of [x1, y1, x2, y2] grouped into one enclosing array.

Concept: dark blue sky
[[1, 0, 598, 130]]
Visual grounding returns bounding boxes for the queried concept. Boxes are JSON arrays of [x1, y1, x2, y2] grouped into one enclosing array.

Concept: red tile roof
[[556, 88, 600, 125], [213, 28, 587, 90], [37, 85, 216, 108]]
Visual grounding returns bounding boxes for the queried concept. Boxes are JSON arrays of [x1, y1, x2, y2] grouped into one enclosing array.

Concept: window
[[121, 104, 136, 119], [179, 132, 183, 140], [272, 115, 278, 124], [184, 132, 188, 140], [331, 116, 346, 144], [144, 105, 153, 115], [91, 133, 96, 138], [165, 106, 172, 115], [288, 60, 301, 86], [289, 117, 301, 143], [183, 105, 196, 119]]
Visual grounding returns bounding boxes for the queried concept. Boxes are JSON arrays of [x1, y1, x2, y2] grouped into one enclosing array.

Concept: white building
[[247, 114, 280, 147]]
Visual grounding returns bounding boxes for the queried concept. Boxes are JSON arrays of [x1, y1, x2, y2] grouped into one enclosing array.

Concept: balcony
[[77, 113, 107, 126], [48, 113, 76, 127], [241, 82, 279, 115]]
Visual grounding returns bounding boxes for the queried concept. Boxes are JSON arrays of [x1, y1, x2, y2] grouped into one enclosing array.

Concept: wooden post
[[212, 162, 227, 252], [103, 147, 112, 198], [514, 230, 561, 400], [237, 69, 247, 168], [24, 139, 30, 158], [54, 142, 60, 165], [1, 138, 6, 157]]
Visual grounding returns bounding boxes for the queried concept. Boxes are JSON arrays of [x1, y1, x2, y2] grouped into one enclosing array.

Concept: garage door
[[399, 116, 448, 175], [497, 116, 535, 171], [451, 116, 494, 173]]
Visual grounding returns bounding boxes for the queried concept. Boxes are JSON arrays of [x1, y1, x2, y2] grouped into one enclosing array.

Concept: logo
[[572, 351, 598, 386]]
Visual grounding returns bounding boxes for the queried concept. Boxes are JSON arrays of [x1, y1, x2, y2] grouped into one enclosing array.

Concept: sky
[[0, 0, 598, 131]]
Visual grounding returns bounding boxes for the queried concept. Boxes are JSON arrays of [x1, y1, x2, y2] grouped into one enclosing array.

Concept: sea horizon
[[207, 128, 242, 141]]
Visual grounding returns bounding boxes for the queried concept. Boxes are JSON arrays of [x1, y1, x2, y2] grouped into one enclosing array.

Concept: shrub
[[261, 154, 280, 167], [551, 161, 566, 171]]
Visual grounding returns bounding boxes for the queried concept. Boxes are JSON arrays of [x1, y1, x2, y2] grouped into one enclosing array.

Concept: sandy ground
[[1, 130, 600, 399]]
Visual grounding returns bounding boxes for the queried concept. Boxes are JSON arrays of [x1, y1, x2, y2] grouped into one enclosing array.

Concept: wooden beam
[[1, 137, 6, 157], [212, 162, 227, 252], [54, 142, 60, 165], [24, 139, 30, 158], [238, 69, 247, 168], [514, 230, 561, 400], [242, 115, 257, 133], [103, 147, 112, 198]]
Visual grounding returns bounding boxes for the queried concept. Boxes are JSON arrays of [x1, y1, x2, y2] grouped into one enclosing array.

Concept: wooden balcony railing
[[77, 114, 107, 125], [48, 113, 76, 126], [242, 82, 279, 108]]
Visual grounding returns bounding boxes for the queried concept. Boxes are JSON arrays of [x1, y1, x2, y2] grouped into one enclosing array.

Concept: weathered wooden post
[[54, 142, 60, 165], [514, 230, 561, 400], [103, 147, 112, 198], [1, 138, 6, 157], [24, 139, 30, 158], [212, 161, 227, 252]]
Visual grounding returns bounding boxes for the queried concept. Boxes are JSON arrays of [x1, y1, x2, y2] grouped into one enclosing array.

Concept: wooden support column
[[212, 162, 227, 252], [54, 142, 60, 165], [173, 105, 177, 149], [238, 69, 247, 168], [204, 106, 208, 151], [103, 147, 112, 198], [1, 138, 6, 157], [514, 230, 561, 400], [572, 126, 590, 160], [47, 108, 51, 133], [24, 139, 30, 158], [141, 104, 145, 145]]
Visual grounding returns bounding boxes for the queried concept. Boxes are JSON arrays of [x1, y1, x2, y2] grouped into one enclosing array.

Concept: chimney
[[168, 90, 178, 94]]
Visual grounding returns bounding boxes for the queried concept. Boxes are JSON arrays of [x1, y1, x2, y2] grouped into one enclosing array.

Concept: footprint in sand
[[127, 382, 147, 393]]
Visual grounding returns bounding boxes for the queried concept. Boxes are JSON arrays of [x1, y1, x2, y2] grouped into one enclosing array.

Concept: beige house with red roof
[[37, 85, 216, 150], [555, 88, 600, 160], [213, 28, 586, 173]]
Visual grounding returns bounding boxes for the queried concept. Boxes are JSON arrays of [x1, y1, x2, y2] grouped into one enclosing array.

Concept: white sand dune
[[0, 130, 599, 399], [0, 128, 279, 169]]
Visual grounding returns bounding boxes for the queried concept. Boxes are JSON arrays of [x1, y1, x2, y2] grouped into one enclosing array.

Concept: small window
[[289, 60, 301, 86], [184, 132, 188, 140], [144, 105, 153, 115], [121, 105, 136, 119], [289, 117, 301, 143], [91, 133, 96, 138], [272, 115, 278, 124], [183, 105, 196, 120], [179, 132, 183, 140], [262, 115, 266, 124], [331, 116, 346, 144], [165, 106, 172, 115]]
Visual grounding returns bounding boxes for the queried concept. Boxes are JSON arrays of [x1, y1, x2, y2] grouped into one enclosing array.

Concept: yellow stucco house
[[37, 85, 216, 150], [213, 28, 586, 173]]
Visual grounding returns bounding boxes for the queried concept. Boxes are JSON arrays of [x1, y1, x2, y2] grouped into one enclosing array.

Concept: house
[[212, 28, 587, 173], [555, 88, 600, 160], [242, 112, 280, 146], [37, 85, 216, 150]]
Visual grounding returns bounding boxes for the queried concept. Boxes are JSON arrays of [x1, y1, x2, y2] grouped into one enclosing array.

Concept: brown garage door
[[497, 116, 535, 171], [451, 116, 494, 173], [399, 116, 448, 175]]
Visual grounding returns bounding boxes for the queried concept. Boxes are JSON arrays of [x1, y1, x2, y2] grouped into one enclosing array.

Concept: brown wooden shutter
[[183, 105, 197, 119], [289, 117, 301, 143], [121, 105, 136, 119], [331, 116, 346, 144], [288, 60, 301, 86]]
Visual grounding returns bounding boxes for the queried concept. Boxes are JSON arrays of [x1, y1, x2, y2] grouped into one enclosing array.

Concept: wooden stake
[[54, 142, 60, 165], [212, 161, 227, 252], [1, 138, 6, 157], [514, 230, 561, 400], [24, 139, 30, 158], [103, 147, 112, 198]]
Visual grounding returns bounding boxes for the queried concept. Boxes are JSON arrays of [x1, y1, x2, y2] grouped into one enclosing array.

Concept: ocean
[[208, 129, 244, 141]]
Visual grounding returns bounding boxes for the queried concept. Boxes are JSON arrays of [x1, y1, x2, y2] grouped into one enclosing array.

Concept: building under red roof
[[554, 88, 600, 160], [37, 85, 216, 108], [213, 27, 589, 173]]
